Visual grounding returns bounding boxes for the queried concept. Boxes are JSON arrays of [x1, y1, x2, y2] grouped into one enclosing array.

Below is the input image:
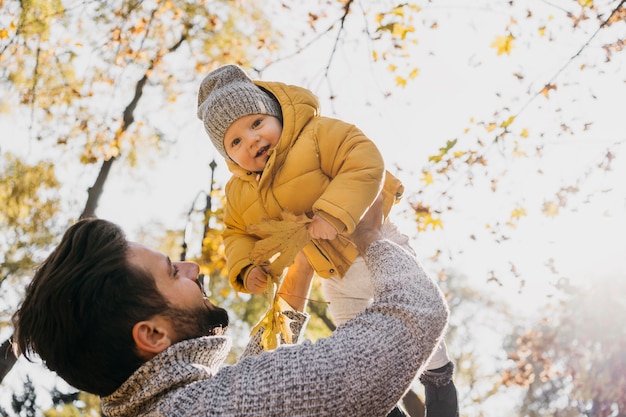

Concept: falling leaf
[[538, 26, 546, 37], [578, 0, 593, 8], [491, 34, 515, 55], [521, 128, 529, 138], [0, 29, 8, 39]]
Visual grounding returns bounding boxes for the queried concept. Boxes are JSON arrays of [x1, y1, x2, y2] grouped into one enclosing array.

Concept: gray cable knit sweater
[[102, 240, 449, 417]]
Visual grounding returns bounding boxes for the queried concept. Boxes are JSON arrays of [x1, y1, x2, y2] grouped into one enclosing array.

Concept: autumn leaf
[[395, 75, 407, 87], [485, 122, 497, 132], [421, 170, 434, 185], [491, 34, 515, 55], [247, 212, 311, 277], [540, 84, 557, 97], [250, 280, 295, 351], [428, 139, 457, 163], [510, 207, 527, 221], [423, 215, 443, 230], [542, 201, 559, 217], [501, 116, 515, 129]]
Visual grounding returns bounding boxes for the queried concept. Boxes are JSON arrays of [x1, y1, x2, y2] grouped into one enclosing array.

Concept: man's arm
[[197, 197, 450, 416]]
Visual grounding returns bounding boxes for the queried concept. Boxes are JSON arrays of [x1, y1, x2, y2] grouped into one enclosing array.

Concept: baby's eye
[[251, 118, 262, 128], [230, 138, 241, 147], [172, 265, 180, 278]]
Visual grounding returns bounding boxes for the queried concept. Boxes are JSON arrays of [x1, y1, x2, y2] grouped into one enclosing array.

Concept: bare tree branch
[[79, 31, 188, 219]]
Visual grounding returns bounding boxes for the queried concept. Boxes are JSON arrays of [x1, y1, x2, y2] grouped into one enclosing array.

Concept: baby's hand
[[308, 215, 338, 240], [246, 267, 269, 294]]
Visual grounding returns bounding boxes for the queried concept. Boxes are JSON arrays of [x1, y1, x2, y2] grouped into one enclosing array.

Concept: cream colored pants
[[320, 221, 450, 370]]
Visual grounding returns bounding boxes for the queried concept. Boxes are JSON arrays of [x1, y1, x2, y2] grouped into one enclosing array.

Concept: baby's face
[[223, 114, 282, 172]]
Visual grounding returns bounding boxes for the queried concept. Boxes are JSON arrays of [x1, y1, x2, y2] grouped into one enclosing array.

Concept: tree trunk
[[80, 157, 116, 219], [0, 336, 18, 381]]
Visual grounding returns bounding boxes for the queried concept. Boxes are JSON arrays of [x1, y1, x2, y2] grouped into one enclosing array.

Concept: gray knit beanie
[[197, 65, 282, 160]]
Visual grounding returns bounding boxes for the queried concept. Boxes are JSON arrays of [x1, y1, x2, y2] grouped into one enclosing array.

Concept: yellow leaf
[[578, 0, 593, 8], [388, 63, 397, 72], [250, 292, 294, 351], [395, 76, 407, 87], [542, 201, 559, 217], [248, 212, 311, 277], [510, 207, 527, 221], [423, 214, 443, 231], [428, 139, 457, 163], [491, 34, 515, 55], [512, 148, 527, 158], [409, 68, 419, 79], [538, 26, 546, 37], [391, 6, 405, 17], [421, 170, 433, 185], [521, 128, 529, 138], [501, 116, 515, 128], [485, 122, 497, 132], [540, 84, 557, 98], [372, 50, 379, 62], [0, 29, 8, 39]]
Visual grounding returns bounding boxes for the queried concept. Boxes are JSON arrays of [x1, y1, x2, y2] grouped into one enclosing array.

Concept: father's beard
[[164, 302, 229, 341]]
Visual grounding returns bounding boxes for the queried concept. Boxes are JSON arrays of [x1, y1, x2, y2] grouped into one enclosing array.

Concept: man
[[12, 196, 450, 416]]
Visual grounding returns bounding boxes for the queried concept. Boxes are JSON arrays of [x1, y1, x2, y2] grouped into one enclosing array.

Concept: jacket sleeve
[[312, 117, 386, 234], [200, 240, 449, 416], [222, 181, 259, 293]]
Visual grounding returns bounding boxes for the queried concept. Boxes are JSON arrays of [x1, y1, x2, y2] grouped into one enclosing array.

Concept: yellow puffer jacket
[[223, 80, 404, 292]]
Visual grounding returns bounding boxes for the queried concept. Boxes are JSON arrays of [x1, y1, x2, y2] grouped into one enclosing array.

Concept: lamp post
[[202, 159, 218, 250]]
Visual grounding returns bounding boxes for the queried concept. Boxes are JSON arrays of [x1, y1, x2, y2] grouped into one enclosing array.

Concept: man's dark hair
[[13, 218, 170, 396]]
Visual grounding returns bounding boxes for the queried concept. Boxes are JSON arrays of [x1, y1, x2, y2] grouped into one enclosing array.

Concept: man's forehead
[[127, 242, 168, 270]]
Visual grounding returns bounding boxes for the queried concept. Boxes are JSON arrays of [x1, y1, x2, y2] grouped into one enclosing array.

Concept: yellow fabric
[[222, 81, 404, 292]]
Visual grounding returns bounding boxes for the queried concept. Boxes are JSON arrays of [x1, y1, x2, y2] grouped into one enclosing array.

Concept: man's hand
[[350, 193, 384, 255], [308, 215, 338, 240], [245, 266, 269, 294]]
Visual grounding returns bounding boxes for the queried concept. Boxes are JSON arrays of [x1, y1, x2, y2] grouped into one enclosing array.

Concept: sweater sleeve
[[201, 239, 449, 416]]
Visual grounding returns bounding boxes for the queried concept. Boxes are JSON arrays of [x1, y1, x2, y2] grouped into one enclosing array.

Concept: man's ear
[[132, 317, 173, 360]]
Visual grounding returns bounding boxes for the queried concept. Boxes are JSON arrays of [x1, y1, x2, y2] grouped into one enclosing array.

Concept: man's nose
[[175, 261, 200, 279]]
